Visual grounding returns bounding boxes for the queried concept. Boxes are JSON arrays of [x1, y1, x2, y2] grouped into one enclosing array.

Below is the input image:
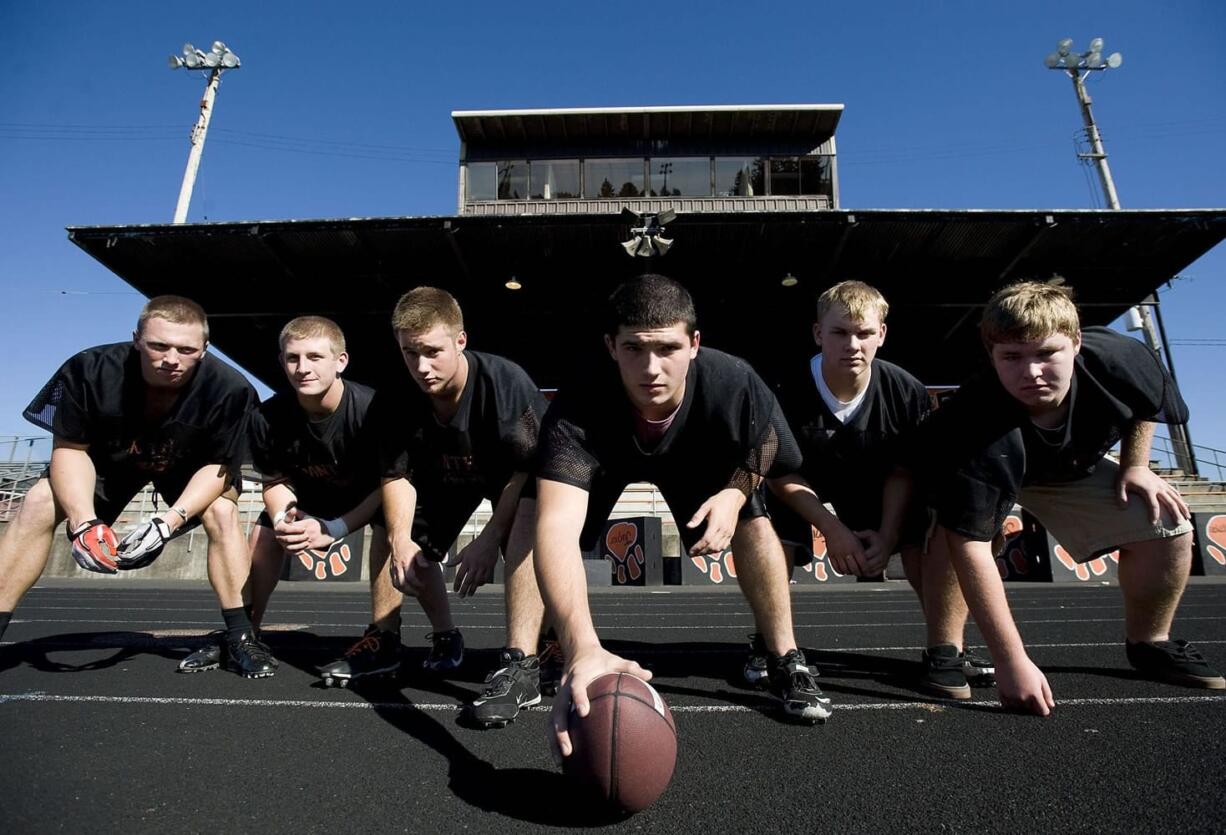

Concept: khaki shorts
[[1019, 458, 1193, 563]]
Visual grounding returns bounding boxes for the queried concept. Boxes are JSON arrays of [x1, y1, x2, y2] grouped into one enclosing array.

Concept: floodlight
[[1086, 53, 1104, 69], [221, 52, 239, 68], [1057, 38, 1073, 56], [653, 236, 673, 256], [169, 55, 184, 69], [204, 51, 220, 68], [1044, 53, 1061, 68], [781, 272, 798, 287], [505, 276, 522, 290], [182, 43, 196, 58], [212, 41, 227, 53], [1089, 37, 1104, 52], [184, 50, 204, 69], [1107, 52, 1122, 68], [656, 208, 677, 225]]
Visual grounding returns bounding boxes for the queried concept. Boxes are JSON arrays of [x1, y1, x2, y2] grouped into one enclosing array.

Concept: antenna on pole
[[1043, 37, 1197, 475], [169, 41, 241, 224]]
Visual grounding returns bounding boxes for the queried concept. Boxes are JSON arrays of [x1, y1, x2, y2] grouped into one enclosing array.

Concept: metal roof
[[452, 105, 844, 147], [68, 208, 1226, 393]]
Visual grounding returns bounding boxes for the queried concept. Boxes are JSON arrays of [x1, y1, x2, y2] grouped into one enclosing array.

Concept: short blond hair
[[391, 286, 464, 335], [138, 295, 209, 342], [279, 315, 346, 355], [981, 280, 1080, 348], [816, 280, 889, 325]]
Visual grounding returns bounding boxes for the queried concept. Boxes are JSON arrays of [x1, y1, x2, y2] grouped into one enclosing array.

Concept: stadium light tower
[[1044, 37, 1196, 475], [169, 41, 241, 224]]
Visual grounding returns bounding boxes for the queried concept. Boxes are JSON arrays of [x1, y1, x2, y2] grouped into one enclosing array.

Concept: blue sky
[[2, 1, 1224, 457]]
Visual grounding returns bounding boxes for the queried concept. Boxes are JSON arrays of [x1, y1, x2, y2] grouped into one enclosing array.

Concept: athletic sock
[[0, 611, 11, 642], [222, 606, 254, 639]]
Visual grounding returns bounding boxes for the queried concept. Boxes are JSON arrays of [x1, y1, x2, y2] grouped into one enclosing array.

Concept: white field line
[[5, 638, 1224, 652], [10, 616, 1226, 629], [11, 602, 1222, 618], [0, 692, 1221, 713]]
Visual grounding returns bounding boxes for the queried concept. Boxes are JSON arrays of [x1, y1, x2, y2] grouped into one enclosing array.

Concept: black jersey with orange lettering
[[377, 350, 547, 503], [248, 380, 380, 518], [911, 326, 1189, 541], [23, 342, 256, 485]]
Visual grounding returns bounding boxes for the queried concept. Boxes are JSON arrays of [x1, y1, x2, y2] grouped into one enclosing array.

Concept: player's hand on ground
[[68, 519, 120, 574], [856, 529, 896, 575], [1116, 465, 1189, 525], [388, 541, 434, 595], [447, 531, 499, 598], [995, 656, 1055, 716], [549, 646, 653, 763], [115, 516, 172, 570], [686, 488, 746, 555], [823, 519, 871, 576]]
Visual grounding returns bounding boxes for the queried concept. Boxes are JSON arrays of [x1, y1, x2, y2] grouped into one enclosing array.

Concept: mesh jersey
[[23, 342, 256, 480], [248, 379, 380, 516], [537, 347, 801, 494], [912, 326, 1190, 541], [778, 357, 930, 527], [375, 350, 547, 501]]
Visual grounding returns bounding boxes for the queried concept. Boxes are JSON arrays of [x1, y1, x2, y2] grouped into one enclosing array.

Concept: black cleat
[[319, 624, 401, 688], [1126, 639, 1225, 689], [743, 632, 769, 688], [224, 630, 278, 679], [178, 630, 223, 674], [538, 637, 564, 697], [467, 649, 542, 728], [767, 649, 832, 724], [423, 628, 464, 673], [919, 644, 972, 700], [962, 646, 996, 686]]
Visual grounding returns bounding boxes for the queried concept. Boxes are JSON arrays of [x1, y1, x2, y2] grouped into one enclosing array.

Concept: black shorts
[[578, 473, 768, 553], [256, 508, 387, 531], [53, 465, 238, 538]]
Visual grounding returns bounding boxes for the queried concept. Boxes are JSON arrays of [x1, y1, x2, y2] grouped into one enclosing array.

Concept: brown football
[[563, 672, 678, 814]]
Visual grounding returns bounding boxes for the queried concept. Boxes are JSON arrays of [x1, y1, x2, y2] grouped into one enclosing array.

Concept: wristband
[[322, 517, 349, 540], [170, 506, 190, 523], [272, 508, 291, 526]]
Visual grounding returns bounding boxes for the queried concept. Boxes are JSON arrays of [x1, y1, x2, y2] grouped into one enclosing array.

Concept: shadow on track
[[0, 631, 193, 674]]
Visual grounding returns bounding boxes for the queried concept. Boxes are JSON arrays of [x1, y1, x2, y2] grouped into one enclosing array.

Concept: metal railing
[[0, 436, 51, 522], [1152, 435, 1226, 483]]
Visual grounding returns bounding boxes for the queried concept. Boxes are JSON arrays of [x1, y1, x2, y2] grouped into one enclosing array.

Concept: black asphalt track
[[3, 578, 1225, 833]]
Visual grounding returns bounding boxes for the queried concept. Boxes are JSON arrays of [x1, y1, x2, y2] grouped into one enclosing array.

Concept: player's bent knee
[[11, 479, 63, 533], [200, 495, 241, 536]]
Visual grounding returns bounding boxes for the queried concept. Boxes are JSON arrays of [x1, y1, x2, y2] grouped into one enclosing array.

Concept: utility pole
[[1044, 37, 1197, 475], [168, 41, 241, 224]]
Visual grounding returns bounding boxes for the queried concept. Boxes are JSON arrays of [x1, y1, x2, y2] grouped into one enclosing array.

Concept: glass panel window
[[530, 159, 581, 200], [649, 158, 711, 197], [497, 160, 529, 200], [769, 158, 801, 195], [585, 158, 645, 198], [714, 157, 766, 197], [466, 162, 497, 202], [799, 156, 833, 198]]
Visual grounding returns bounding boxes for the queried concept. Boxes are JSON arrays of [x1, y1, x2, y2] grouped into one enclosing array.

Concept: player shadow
[[361, 688, 629, 827], [259, 630, 494, 703], [601, 638, 927, 705], [0, 631, 195, 674]]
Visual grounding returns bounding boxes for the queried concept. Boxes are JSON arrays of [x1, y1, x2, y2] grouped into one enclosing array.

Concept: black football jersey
[[376, 351, 547, 502], [537, 347, 802, 495], [23, 342, 256, 481], [912, 326, 1189, 541], [778, 356, 930, 525], [248, 380, 380, 516]]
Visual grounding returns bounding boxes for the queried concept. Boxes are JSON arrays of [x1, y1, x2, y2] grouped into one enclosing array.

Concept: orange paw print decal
[[604, 521, 645, 584], [1054, 544, 1118, 581], [995, 514, 1030, 579], [297, 542, 353, 580], [690, 549, 737, 583], [797, 528, 844, 582], [1206, 515, 1226, 566]]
